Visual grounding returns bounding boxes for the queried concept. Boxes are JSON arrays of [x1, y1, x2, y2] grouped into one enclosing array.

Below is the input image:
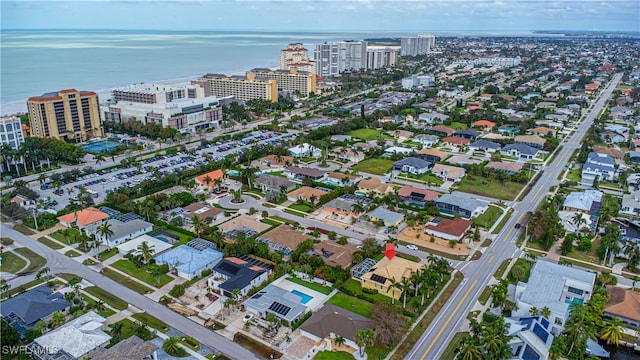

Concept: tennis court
[[82, 141, 121, 153]]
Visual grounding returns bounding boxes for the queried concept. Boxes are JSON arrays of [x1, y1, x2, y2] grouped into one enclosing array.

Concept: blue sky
[[2, 0, 638, 33]]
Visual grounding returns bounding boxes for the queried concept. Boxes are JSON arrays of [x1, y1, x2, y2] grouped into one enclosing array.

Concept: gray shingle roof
[[0, 285, 70, 326], [469, 139, 502, 150], [436, 193, 485, 212], [502, 143, 539, 156], [393, 157, 432, 169], [367, 207, 404, 225]]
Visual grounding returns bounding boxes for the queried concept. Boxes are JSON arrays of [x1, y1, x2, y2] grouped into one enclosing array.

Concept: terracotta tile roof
[[472, 120, 497, 128], [57, 207, 109, 227], [313, 241, 357, 268], [288, 186, 328, 200], [397, 185, 439, 201], [486, 161, 523, 173], [262, 154, 294, 166], [429, 125, 455, 135], [328, 172, 357, 180], [357, 177, 392, 193], [530, 127, 555, 135], [442, 137, 470, 146], [515, 135, 546, 146], [416, 148, 448, 159], [425, 218, 472, 238], [604, 286, 640, 322], [592, 146, 625, 160], [432, 164, 465, 179], [195, 169, 224, 186], [361, 256, 423, 286], [260, 224, 308, 250]]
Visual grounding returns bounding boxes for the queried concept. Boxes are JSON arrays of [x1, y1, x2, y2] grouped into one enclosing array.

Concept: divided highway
[[407, 72, 623, 359]]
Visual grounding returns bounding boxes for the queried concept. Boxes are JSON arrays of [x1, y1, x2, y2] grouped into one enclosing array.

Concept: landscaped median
[[37, 236, 64, 250], [100, 268, 154, 294], [83, 286, 129, 311]]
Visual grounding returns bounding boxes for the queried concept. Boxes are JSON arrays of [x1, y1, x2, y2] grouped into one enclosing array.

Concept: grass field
[[326, 292, 374, 318], [37, 236, 64, 250], [101, 268, 154, 294], [1, 238, 14, 245], [111, 259, 173, 287], [13, 224, 34, 235], [14, 247, 46, 274], [287, 203, 314, 213], [417, 172, 445, 185], [492, 208, 513, 234], [349, 128, 381, 141], [340, 279, 393, 306], [472, 205, 503, 229], [352, 158, 394, 175], [84, 286, 128, 310], [456, 175, 525, 201], [58, 273, 82, 283], [285, 276, 333, 295], [132, 312, 170, 332], [65, 250, 82, 257], [97, 248, 119, 261], [449, 122, 468, 130], [0, 251, 27, 273], [315, 351, 355, 360]]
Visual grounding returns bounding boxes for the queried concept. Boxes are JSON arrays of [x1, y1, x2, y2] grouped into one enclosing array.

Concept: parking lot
[[35, 129, 299, 212]]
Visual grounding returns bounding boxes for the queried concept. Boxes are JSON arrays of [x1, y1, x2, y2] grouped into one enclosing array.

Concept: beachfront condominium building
[[314, 40, 368, 77], [247, 68, 316, 97], [26, 89, 103, 142], [0, 116, 25, 150], [366, 47, 400, 70], [280, 43, 317, 74], [101, 95, 224, 134], [111, 83, 206, 104], [192, 74, 278, 102], [400, 34, 436, 56]]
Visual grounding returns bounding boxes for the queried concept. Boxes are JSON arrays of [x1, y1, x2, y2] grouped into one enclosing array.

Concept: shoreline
[[0, 66, 277, 116]]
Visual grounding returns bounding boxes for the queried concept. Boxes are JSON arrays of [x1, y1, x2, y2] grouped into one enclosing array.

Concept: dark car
[[515, 223, 522, 229]]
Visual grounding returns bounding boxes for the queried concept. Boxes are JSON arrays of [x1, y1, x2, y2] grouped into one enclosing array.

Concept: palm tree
[[309, 193, 318, 206], [541, 306, 551, 319], [457, 334, 482, 360], [571, 213, 587, 231], [240, 167, 257, 189], [110, 322, 124, 341], [388, 277, 398, 305], [191, 216, 207, 237], [136, 240, 155, 264], [50, 311, 66, 328], [400, 278, 412, 309], [210, 229, 226, 249], [231, 288, 242, 309], [623, 240, 640, 271], [411, 270, 422, 297], [529, 306, 539, 316], [564, 303, 595, 355], [138, 200, 159, 222], [355, 329, 375, 357], [214, 177, 223, 193], [95, 221, 114, 250], [334, 335, 346, 347], [203, 174, 213, 194], [163, 336, 182, 355], [600, 317, 625, 346], [151, 266, 165, 286]]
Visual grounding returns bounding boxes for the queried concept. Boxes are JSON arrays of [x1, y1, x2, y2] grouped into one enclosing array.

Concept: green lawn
[[14, 247, 46, 274], [286, 277, 333, 295], [81, 295, 116, 318], [1, 238, 14, 245], [492, 208, 513, 234], [37, 236, 64, 249], [348, 128, 381, 141], [109, 318, 154, 341], [13, 224, 34, 235], [51, 229, 81, 244], [327, 292, 374, 318], [417, 172, 445, 185], [101, 268, 153, 294], [0, 251, 27, 273], [283, 208, 307, 218], [287, 203, 314, 213], [132, 312, 170, 333], [367, 344, 391, 360], [456, 175, 525, 201], [97, 248, 119, 261], [396, 252, 420, 263], [84, 286, 128, 310], [441, 332, 469, 360], [59, 273, 82, 283], [567, 236, 602, 264], [340, 279, 392, 306], [472, 205, 503, 229], [65, 250, 82, 258], [315, 350, 354, 360], [352, 158, 394, 175], [449, 122, 468, 130], [110, 260, 173, 288]]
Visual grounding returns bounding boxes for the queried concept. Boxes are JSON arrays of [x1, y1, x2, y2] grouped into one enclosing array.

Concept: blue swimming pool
[[83, 140, 121, 153], [291, 289, 313, 304]]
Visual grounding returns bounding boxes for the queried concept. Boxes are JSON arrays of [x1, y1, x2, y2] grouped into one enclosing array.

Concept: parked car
[[406, 244, 418, 251]]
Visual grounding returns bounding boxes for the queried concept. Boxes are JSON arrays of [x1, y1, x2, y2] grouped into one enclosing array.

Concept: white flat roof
[[116, 234, 173, 255]]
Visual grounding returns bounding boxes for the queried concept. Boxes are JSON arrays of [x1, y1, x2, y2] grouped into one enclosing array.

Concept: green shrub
[[169, 284, 185, 297]]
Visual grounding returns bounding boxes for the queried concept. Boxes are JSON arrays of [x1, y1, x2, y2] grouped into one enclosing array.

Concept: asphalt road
[[1, 223, 260, 360], [407, 72, 623, 360]]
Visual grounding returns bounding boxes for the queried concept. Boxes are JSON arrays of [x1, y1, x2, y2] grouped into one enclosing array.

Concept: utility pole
[[32, 208, 39, 232]]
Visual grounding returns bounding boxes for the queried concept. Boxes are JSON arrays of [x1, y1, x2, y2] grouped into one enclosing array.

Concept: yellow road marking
[[503, 213, 524, 242], [421, 279, 478, 359], [488, 256, 494, 264]]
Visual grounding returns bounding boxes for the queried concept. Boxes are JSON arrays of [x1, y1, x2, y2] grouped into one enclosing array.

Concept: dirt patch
[[168, 302, 198, 316], [397, 225, 472, 255], [178, 277, 217, 310]]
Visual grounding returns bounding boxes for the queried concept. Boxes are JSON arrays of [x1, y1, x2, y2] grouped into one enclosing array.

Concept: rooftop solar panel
[[532, 323, 550, 344], [371, 274, 388, 284], [268, 301, 291, 316]]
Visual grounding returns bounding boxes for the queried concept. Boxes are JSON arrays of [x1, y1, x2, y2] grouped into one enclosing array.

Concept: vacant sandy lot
[[398, 225, 472, 255]]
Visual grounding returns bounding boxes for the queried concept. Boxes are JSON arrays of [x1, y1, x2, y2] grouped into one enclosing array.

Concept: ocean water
[[0, 29, 385, 115]]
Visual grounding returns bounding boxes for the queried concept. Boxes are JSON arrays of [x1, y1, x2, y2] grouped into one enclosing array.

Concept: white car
[[243, 314, 253, 322], [406, 244, 418, 251]]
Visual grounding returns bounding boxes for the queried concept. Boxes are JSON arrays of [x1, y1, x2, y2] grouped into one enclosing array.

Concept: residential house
[[289, 143, 321, 158], [57, 207, 109, 231], [604, 286, 640, 329], [359, 255, 423, 300], [515, 135, 546, 149], [218, 214, 271, 239], [529, 127, 556, 137], [9, 195, 34, 209], [287, 186, 327, 203], [424, 217, 472, 241], [392, 157, 432, 175], [397, 185, 439, 208], [536, 101, 557, 110], [394, 130, 414, 143], [431, 164, 466, 183], [357, 177, 393, 197], [629, 151, 640, 164], [154, 239, 223, 279], [330, 147, 365, 164], [323, 195, 373, 218], [477, 93, 493, 101], [418, 111, 449, 125], [367, 207, 404, 228], [413, 134, 440, 148], [324, 172, 360, 187], [562, 190, 603, 215], [312, 241, 358, 268], [116, 234, 172, 256], [485, 161, 523, 174], [181, 202, 225, 223], [1, 285, 70, 336], [86, 217, 153, 248], [621, 190, 640, 216], [257, 224, 308, 257], [435, 193, 487, 219], [505, 316, 554, 360], [471, 120, 497, 132], [299, 304, 374, 352], [611, 106, 633, 121], [498, 125, 520, 135], [331, 135, 352, 142], [27, 312, 111, 360], [581, 152, 616, 186], [592, 146, 625, 162], [501, 144, 539, 161], [285, 166, 326, 181], [244, 283, 307, 323], [195, 169, 225, 192], [441, 136, 470, 149], [428, 125, 455, 137], [208, 256, 271, 297], [513, 260, 596, 334], [254, 174, 296, 194], [469, 139, 502, 153], [452, 129, 482, 141], [261, 154, 294, 169], [88, 335, 159, 360], [416, 148, 448, 163], [383, 146, 413, 156]]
